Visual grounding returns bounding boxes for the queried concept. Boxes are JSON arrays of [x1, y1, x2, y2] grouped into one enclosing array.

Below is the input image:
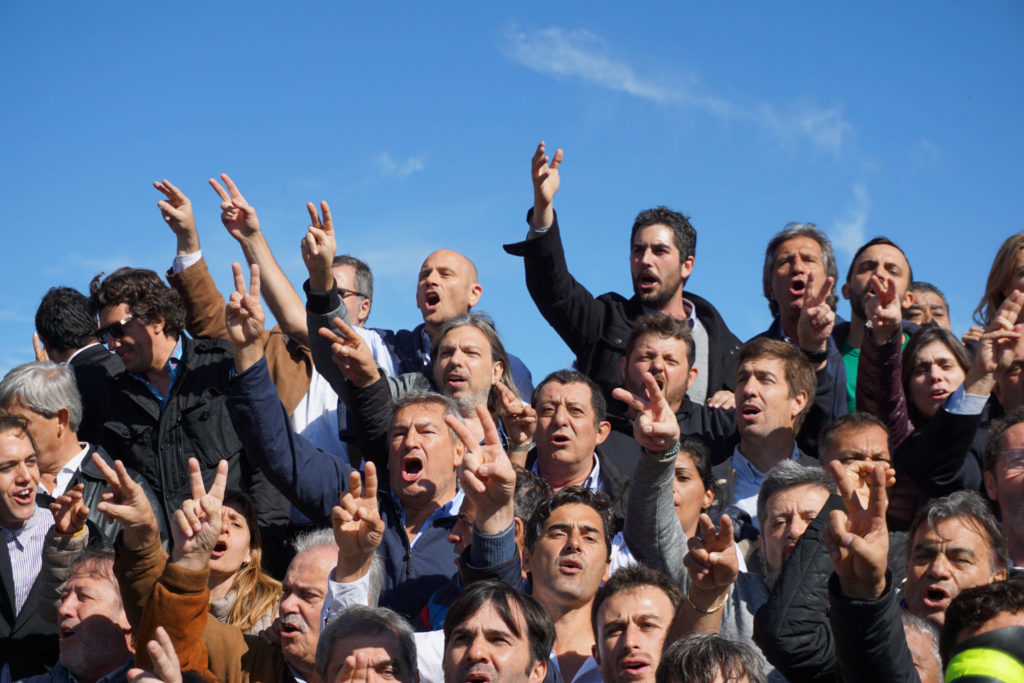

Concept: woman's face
[[672, 451, 715, 538], [908, 340, 966, 419], [1001, 248, 1024, 299], [208, 505, 253, 580]]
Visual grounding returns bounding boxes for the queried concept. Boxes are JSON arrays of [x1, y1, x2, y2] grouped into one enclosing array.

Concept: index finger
[[866, 463, 889, 520], [208, 177, 230, 201], [320, 201, 333, 233], [332, 317, 360, 342], [827, 460, 864, 514], [232, 262, 246, 295], [992, 290, 1024, 332], [819, 275, 835, 303], [188, 458, 207, 500], [91, 452, 118, 486], [444, 414, 478, 453], [640, 371, 666, 405], [549, 148, 564, 170], [362, 462, 378, 500], [306, 202, 322, 230], [248, 263, 261, 299], [494, 381, 518, 411]]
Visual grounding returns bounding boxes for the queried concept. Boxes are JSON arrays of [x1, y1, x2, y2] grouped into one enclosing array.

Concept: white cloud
[[503, 25, 851, 155], [830, 184, 870, 257], [375, 153, 425, 178]]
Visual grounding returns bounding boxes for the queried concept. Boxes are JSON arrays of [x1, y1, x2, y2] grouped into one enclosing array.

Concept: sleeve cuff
[[322, 569, 372, 626], [470, 521, 516, 567], [945, 385, 988, 415], [304, 278, 342, 315], [171, 250, 203, 274]]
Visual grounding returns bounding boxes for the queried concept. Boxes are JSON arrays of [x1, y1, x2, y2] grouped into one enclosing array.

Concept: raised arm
[[530, 141, 562, 229], [210, 173, 310, 344]]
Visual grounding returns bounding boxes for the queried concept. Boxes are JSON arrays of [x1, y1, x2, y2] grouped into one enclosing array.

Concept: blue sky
[[1, 2, 1022, 381]]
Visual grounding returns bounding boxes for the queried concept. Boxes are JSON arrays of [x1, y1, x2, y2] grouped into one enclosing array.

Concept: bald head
[[417, 249, 483, 338]]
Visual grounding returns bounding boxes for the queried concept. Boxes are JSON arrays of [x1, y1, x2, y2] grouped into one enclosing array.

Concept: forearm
[[237, 233, 310, 345], [166, 257, 230, 340], [856, 330, 914, 448], [624, 449, 688, 586]]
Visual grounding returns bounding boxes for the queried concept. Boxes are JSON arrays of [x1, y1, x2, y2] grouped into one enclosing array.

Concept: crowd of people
[[1, 141, 1023, 682]]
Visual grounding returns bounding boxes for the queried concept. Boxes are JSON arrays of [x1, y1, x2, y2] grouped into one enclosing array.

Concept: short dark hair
[[678, 436, 714, 496], [316, 605, 416, 682], [591, 564, 682, 639], [88, 268, 186, 339], [525, 486, 615, 559], [984, 406, 1024, 474], [907, 490, 1008, 575], [512, 465, 552, 524], [0, 413, 28, 438], [757, 460, 835, 528], [656, 632, 766, 683], [818, 412, 891, 463], [443, 580, 554, 671], [532, 370, 607, 427], [762, 223, 839, 317], [845, 236, 914, 284], [35, 287, 98, 351], [940, 579, 1024, 668], [908, 281, 949, 308], [332, 254, 374, 302], [738, 338, 817, 430], [630, 207, 697, 262], [624, 314, 695, 368]]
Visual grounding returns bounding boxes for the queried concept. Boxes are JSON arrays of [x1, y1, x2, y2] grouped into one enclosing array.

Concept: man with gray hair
[[0, 361, 166, 544], [316, 605, 417, 683]]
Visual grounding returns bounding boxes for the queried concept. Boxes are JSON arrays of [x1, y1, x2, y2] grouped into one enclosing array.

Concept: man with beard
[[832, 236, 917, 411], [504, 141, 741, 418]]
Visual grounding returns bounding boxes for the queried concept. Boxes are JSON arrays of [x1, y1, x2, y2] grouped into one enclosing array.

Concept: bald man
[[307, 246, 533, 397]]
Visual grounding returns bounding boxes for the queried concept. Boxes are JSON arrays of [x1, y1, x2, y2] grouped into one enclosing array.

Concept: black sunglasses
[[97, 314, 138, 345]]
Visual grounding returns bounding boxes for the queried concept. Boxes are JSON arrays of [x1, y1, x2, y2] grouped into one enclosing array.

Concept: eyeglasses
[[337, 287, 367, 300], [97, 314, 138, 345]]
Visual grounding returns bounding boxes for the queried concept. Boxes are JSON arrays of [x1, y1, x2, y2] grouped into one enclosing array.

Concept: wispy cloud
[[830, 184, 870, 257], [502, 25, 851, 155], [375, 153, 425, 178]]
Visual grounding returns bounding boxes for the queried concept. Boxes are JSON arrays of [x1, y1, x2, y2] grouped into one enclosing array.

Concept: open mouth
[[550, 433, 572, 448], [280, 621, 304, 637], [12, 488, 33, 505], [211, 540, 228, 559], [59, 624, 77, 641], [621, 659, 650, 677], [789, 278, 807, 297], [446, 372, 468, 391], [740, 404, 762, 422], [930, 389, 949, 400], [402, 456, 424, 483], [423, 290, 441, 310], [559, 557, 582, 574], [463, 671, 493, 683], [637, 274, 659, 291], [923, 586, 949, 609]]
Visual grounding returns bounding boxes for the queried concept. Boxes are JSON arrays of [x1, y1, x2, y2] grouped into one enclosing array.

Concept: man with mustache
[[504, 141, 741, 419]]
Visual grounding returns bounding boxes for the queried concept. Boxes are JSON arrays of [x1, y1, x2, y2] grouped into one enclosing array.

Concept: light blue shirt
[[730, 443, 802, 530]]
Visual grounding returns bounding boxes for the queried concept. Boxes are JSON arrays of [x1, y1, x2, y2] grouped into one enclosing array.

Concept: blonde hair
[[223, 493, 282, 633], [974, 233, 1024, 326]]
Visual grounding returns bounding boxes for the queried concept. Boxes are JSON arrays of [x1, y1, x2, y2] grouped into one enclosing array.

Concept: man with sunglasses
[[87, 266, 289, 555]]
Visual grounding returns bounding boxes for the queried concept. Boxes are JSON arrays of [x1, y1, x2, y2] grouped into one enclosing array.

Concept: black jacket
[[95, 336, 288, 537], [524, 444, 630, 532], [504, 212, 741, 418], [67, 342, 124, 445], [0, 524, 58, 680]]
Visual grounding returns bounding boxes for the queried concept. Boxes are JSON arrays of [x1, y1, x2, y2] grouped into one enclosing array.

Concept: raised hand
[[530, 141, 563, 229], [611, 371, 681, 453], [49, 483, 90, 536], [830, 459, 896, 509], [225, 263, 265, 375], [495, 381, 536, 458], [170, 458, 228, 572], [796, 271, 836, 354], [209, 173, 260, 241], [864, 274, 902, 344], [127, 626, 184, 683], [964, 290, 1024, 396], [92, 453, 160, 550], [706, 389, 736, 411], [32, 333, 49, 362], [333, 462, 386, 582], [447, 404, 516, 535], [823, 460, 889, 600], [300, 200, 338, 292], [319, 317, 380, 387], [154, 179, 199, 255], [683, 513, 739, 594]]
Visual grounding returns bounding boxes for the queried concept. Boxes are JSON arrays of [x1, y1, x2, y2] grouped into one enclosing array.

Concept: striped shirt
[[1, 504, 53, 615]]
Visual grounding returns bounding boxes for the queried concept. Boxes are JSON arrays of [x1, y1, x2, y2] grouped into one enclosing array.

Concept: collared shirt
[[0, 505, 53, 616], [390, 490, 464, 549], [63, 342, 105, 366], [945, 385, 990, 416], [532, 453, 606, 495], [38, 443, 90, 497], [730, 443, 802, 530], [129, 338, 183, 411]]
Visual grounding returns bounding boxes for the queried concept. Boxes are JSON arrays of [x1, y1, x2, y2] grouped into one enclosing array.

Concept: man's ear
[[687, 364, 699, 391], [841, 282, 851, 301], [901, 289, 915, 310], [356, 298, 372, 326], [453, 438, 466, 468], [592, 643, 601, 668], [55, 407, 71, 437], [528, 659, 547, 683], [595, 420, 611, 446], [790, 390, 809, 422], [468, 283, 483, 308], [513, 517, 525, 547], [679, 255, 695, 284], [984, 470, 999, 501]]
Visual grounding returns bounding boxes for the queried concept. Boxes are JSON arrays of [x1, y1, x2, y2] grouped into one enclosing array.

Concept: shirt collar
[[641, 297, 695, 325], [0, 504, 50, 541], [129, 337, 184, 407], [531, 453, 602, 492], [731, 442, 801, 478]]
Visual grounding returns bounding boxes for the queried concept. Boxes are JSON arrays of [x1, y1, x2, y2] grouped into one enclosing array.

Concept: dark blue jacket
[[226, 357, 460, 626]]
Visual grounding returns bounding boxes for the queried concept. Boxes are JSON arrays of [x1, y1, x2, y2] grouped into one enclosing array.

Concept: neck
[[846, 312, 867, 349], [38, 439, 84, 483], [402, 489, 455, 541], [286, 655, 315, 681], [459, 409, 486, 444], [779, 312, 800, 342], [208, 571, 236, 602], [423, 321, 440, 341], [537, 454, 595, 492], [144, 335, 179, 391], [739, 433, 796, 473], [47, 347, 78, 363], [537, 595, 597, 681], [656, 289, 689, 320]]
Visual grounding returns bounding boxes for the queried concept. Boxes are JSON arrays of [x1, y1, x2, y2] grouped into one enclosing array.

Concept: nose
[[649, 355, 665, 375], [553, 403, 569, 426], [466, 633, 489, 663], [789, 518, 809, 541], [14, 461, 31, 483], [926, 555, 953, 579], [57, 593, 76, 621]]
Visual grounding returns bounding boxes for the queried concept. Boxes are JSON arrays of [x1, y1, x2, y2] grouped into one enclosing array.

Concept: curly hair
[[88, 267, 186, 339]]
